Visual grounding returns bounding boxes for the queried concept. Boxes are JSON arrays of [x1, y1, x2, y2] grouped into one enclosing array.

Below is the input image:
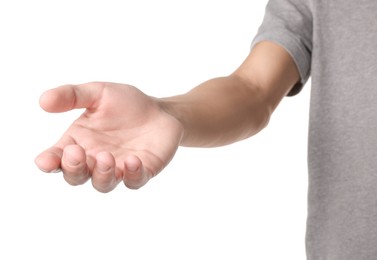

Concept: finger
[[123, 155, 151, 190], [39, 82, 104, 113], [61, 144, 91, 186], [35, 135, 76, 173], [34, 147, 63, 173], [92, 152, 119, 193]]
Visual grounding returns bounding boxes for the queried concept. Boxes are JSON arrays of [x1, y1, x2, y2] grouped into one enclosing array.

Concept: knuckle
[[86, 81, 107, 90], [62, 170, 90, 186], [94, 185, 112, 193], [123, 180, 143, 190], [63, 175, 86, 186], [123, 175, 149, 190], [92, 180, 114, 193]]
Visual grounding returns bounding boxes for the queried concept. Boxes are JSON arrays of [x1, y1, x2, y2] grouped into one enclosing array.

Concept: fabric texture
[[252, 0, 377, 259]]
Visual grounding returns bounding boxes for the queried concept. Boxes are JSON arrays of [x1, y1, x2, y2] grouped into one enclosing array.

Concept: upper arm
[[233, 41, 301, 113]]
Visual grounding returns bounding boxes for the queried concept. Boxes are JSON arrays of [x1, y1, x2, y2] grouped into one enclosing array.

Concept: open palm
[[35, 82, 183, 192]]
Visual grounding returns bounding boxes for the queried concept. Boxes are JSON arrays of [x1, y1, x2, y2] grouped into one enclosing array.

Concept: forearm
[[159, 42, 300, 147], [159, 75, 271, 147]]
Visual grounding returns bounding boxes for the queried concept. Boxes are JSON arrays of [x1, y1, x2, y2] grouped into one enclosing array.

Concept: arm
[[160, 41, 300, 147], [35, 41, 299, 192]]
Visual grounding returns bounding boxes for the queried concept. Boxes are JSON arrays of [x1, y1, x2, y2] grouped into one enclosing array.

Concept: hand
[[35, 82, 183, 192]]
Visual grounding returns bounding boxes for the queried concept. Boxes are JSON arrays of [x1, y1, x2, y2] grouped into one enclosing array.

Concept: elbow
[[260, 106, 272, 131], [238, 107, 270, 142], [252, 103, 271, 136], [245, 86, 273, 139]]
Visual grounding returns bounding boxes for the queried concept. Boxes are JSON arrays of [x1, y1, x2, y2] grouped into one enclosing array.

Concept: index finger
[[34, 135, 76, 173]]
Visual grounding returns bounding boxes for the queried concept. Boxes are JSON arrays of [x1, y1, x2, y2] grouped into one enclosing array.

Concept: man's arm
[[160, 41, 300, 147], [35, 41, 300, 192]]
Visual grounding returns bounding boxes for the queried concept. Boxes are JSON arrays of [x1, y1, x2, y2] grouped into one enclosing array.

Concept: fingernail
[[126, 164, 139, 173], [66, 155, 80, 166], [97, 161, 110, 173], [39, 168, 61, 173]]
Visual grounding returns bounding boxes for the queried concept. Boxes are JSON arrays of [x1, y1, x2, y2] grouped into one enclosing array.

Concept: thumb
[[39, 82, 104, 113]]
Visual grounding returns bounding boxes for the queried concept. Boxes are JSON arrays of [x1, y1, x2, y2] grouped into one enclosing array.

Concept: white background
[[0, 0, 310, 259]]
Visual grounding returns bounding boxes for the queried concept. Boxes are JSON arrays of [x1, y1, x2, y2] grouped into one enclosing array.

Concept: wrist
[[157, 96, 187, 145]]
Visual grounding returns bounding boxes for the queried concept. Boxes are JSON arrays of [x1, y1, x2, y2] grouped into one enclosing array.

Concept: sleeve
[[252, 0, 313, 96]]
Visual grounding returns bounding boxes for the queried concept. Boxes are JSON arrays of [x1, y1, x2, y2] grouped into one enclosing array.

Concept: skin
[[34, 41, 299, 192]]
